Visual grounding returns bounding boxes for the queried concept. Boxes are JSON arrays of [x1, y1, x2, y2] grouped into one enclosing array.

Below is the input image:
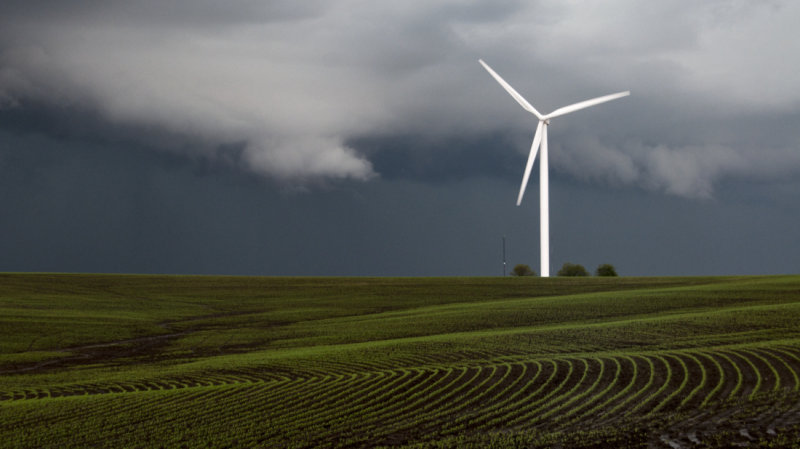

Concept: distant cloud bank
[[2, 0, 799, 197]]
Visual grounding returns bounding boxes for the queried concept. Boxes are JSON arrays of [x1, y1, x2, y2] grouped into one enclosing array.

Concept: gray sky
[[1, 1, 798, 276]]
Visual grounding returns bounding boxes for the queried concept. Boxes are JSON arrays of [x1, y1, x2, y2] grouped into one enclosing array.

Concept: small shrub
[[511, 264, 536, 277], [557, 262, 589, 277], [596, 264, 618, 277]]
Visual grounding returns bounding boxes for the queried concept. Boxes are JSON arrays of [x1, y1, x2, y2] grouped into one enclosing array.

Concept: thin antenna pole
[[502, 236, 507, 277]]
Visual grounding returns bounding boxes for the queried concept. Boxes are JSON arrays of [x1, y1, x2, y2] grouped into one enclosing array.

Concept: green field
[[2, 273, 800, 448]]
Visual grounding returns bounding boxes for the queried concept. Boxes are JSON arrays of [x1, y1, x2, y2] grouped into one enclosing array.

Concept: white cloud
[[552, 136, 800, 199], [641, 144, 746, 198]]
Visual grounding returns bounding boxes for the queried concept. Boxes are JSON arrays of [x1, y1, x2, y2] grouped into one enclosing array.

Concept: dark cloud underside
[[1, 1, 799, 275]]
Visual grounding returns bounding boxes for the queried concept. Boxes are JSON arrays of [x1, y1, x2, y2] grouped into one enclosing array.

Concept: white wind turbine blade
[[544, 91, 630, 119], [479, 59, 544, 119], [517, 120, 544, 206]]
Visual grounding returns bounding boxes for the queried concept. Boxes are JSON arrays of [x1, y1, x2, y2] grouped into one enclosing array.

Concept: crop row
[[3, 344, 800, 447]]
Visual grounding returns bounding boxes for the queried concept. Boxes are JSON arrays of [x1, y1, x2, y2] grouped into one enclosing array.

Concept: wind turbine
[[479, 59, 629, 277]]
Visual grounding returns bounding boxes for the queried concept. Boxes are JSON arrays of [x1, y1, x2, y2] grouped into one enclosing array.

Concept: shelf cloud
[[2, 0, 800, 196]]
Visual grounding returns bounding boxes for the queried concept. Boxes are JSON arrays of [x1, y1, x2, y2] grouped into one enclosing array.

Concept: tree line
[[511, 263, 617, 277]]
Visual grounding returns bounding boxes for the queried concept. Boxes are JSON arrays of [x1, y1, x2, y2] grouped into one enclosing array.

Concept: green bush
[[557, 262, 589, 277], [596, 264, 618, 277], [511, 264, 536, 277]]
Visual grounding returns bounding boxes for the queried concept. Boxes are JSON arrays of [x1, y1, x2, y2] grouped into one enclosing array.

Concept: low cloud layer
[[552, 135, 800, 199], [2, 1, 799, 196]]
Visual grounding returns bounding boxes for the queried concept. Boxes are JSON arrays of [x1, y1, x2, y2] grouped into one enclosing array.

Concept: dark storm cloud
[[2, 0, 796, 196], [0, 0, 322, 28], [3, 127, 797, 276], [0, 127, 530, 276], [1, 1, 800, 276], [348, 132, 527, 183]]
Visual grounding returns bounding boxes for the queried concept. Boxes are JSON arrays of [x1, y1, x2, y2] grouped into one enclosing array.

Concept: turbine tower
[[479, 59, 629, 277]]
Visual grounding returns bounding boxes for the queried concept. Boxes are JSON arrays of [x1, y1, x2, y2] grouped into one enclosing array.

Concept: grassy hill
[[2, 274, 800, 447]]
